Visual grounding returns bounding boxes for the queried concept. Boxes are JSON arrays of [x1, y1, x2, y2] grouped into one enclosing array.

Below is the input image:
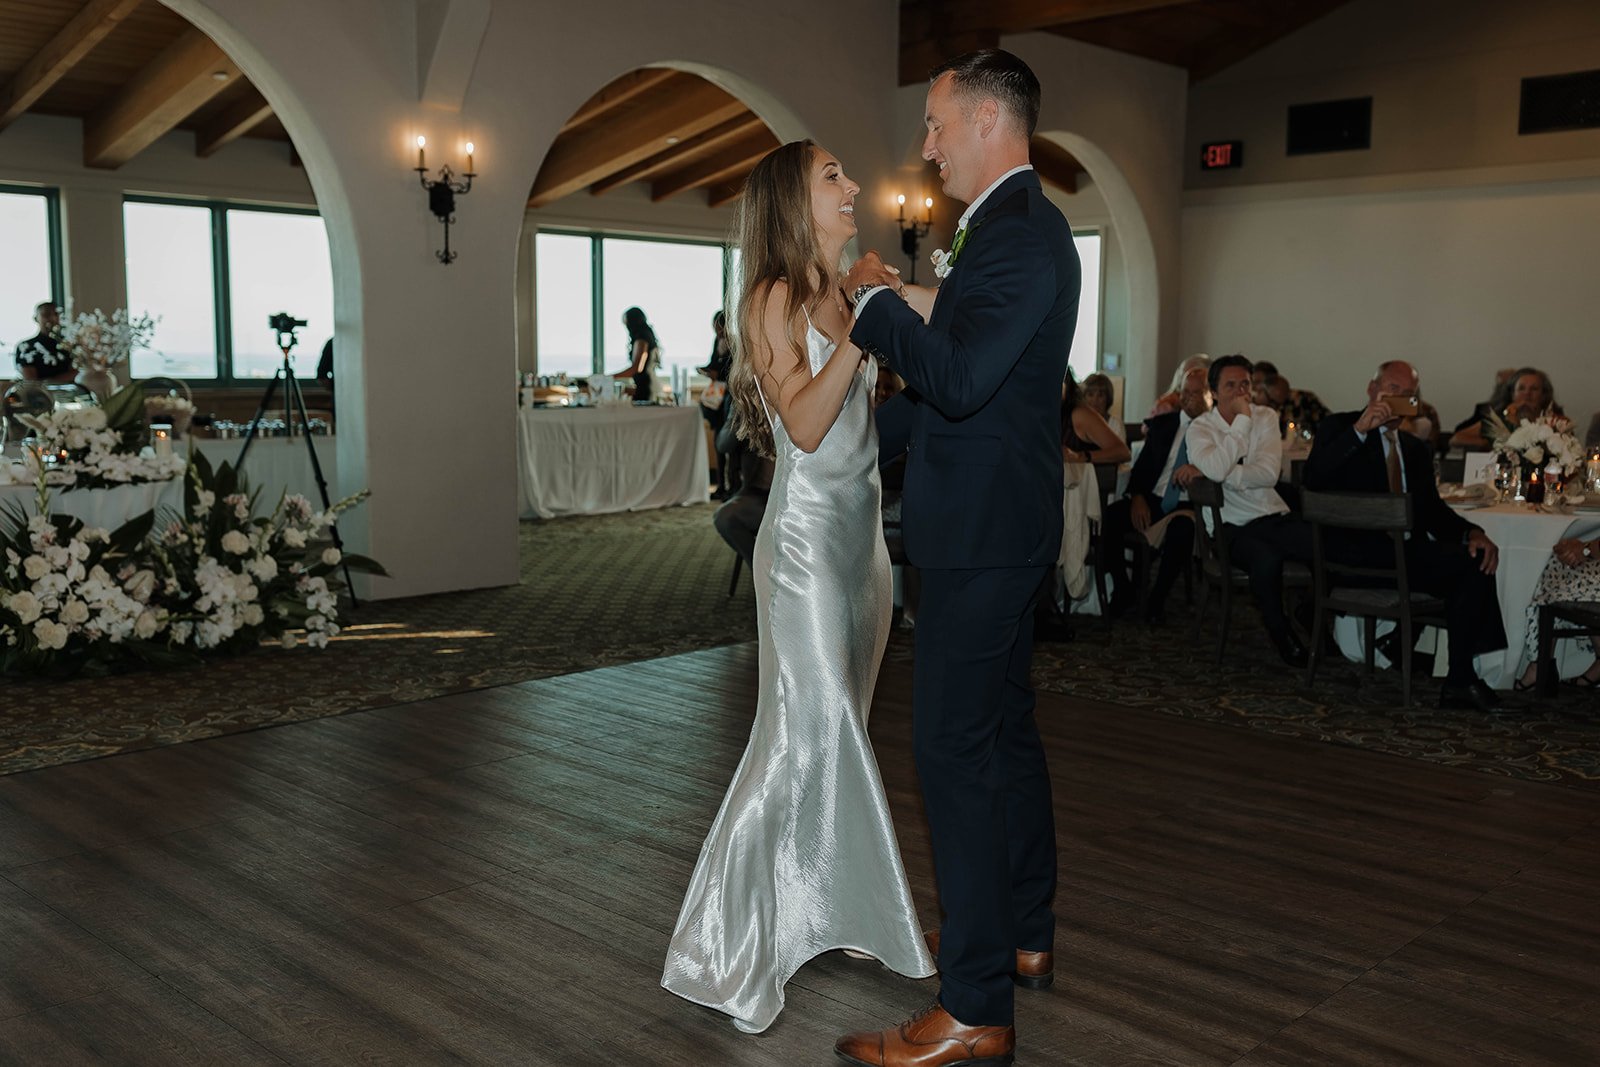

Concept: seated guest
[[1263, 371, 1329, 436], [1303, 360, 1507, 711], [1080, 373, 1126, 444], [1452, 367, 1517, 440], [699, 310, 733, 498], [1451, 366, 1562, 449], [1148, 354, 1210, 419], [1514, 535, 1600, 690], [1187, 355, 1315, 665], [1061, 370, 1130, 466], [13, 301, 75, 384], [1249, 359, 1280, 407], [1100, 366, 1210, 622], [713, 450, 775, 567]]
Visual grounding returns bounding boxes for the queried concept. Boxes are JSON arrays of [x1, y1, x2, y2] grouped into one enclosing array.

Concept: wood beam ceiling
[[83, 26, 240, 168], [1185, 0, 1353, 81], [529, 76, 748, 207], [0, 0, 143, 133], [194, 85, 271, 157], [650, 130, 776, 202], [1030, 136, 1087, 195], [559, 68, 678, 134], [589, 113, 763, 196]]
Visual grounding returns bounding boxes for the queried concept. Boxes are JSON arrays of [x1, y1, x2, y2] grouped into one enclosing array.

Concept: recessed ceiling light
[[211, 71, 229, 81], [666, 136, 680, 145]]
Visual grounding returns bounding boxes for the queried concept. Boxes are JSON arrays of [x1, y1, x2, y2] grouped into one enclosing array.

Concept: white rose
[[6, 591, 42, 624], [134, 611, 160, 640], [59, 599, 90, 625], [79, 408, 107, 430], [321, 548, 342, 566], [125, 569, 157, 601], [220, 530, 251, 555], [32, 618, 68, 651], [283, 528, 306, 549], [246, 555, 278, 582], [281, 631, 298, 650], [242, 604, 264, 626], [23, 556, 50, 581]]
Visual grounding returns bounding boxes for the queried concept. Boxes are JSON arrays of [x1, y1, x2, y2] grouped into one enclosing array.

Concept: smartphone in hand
[[1382, 394, 1420, 418]]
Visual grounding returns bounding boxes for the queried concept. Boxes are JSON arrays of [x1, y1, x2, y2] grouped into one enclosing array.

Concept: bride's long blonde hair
[[726, 139, 836, 458]]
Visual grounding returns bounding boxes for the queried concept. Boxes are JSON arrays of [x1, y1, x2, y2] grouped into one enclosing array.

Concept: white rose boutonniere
[[930, 248, 952, 279]]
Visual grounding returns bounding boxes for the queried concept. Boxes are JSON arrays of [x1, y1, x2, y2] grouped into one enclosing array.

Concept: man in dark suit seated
[[1303, 359, 1506, 711], [1100, 365, 1210, 623]]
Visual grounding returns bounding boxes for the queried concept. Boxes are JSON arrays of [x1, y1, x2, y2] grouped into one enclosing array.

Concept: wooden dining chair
[[1301, 489, 1450, 706], [1187, 478, 1311, 664]]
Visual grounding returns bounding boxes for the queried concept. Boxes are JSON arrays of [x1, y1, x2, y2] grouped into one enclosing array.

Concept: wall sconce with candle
[[414, 135, 477, 264], [896, 193, 934, 283]]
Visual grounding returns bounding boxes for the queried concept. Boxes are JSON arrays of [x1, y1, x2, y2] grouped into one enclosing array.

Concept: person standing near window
[[13, 301, 74, 384], [612, 306, 660, 403]]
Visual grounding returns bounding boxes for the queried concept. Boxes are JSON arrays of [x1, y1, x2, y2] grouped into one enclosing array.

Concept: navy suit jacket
[[1127, 410, 1180, 502], [1303, 409, 1478, 555], [854, 171, 1080, 570]]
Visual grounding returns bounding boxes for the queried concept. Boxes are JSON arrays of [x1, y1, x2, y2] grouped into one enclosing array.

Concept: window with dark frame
[[1, 184, 65, 365], [123, 196, 332, 385]]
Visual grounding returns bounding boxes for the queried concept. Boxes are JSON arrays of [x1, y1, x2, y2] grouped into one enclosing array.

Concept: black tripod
[[237, 329, 358, 606]]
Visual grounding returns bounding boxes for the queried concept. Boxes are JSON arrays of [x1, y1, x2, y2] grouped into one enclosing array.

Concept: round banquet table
[[516, 405, 709, 519], [1335, 502, 1600, 689]]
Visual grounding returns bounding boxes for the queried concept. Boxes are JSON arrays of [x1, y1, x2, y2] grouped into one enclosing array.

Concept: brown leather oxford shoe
[[924, 930, 1054, 990], [834, 1003, 1015, 1067]]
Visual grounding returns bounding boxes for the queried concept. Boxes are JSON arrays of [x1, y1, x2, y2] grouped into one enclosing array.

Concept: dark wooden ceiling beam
[[83, 27, 241, 168], [0, 0, 143, 133], [590, 113, 764, 196], [1031, 135, 1086, 195], [706, 177, 745, 209], [530, 79, 748, 207], [933, 0, 1204, 37], [195, 86, 272, 157], [559, 68, 679, 134], [651, 131, 776, 202], [1186, 0, 1354, 81]]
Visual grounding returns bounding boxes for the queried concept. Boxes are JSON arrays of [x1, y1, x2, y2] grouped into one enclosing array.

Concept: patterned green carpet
[[2, 504, 1597, 785]]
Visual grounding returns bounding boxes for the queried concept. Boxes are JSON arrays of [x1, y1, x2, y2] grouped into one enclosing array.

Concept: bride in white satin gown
[[661, 140, 935, 1033]]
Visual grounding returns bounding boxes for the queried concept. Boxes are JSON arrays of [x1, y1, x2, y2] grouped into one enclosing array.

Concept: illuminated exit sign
[[1201, 140, 1243, 170]]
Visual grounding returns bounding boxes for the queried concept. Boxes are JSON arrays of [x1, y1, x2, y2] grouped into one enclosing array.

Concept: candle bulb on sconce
[[895, 191, 934, 283], [412, 133, 479, 264]]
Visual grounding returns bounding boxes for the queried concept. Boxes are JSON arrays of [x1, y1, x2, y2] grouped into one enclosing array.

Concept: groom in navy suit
[[834, 50, 1079, 1067]]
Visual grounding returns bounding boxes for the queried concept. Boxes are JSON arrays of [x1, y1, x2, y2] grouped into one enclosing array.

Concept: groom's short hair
[[931, 49, 1041, 138]]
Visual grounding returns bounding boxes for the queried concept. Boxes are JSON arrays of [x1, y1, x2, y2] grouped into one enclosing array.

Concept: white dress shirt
[[1185, 405, 1287, 529]]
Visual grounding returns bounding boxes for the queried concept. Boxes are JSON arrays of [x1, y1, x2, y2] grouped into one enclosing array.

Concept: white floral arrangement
[[1489, 411, 1585, 476], [59, 308, 159, 375], [0, 402, 185, 489], [0, 452, 384, 674], [144, 394, 195, 417]]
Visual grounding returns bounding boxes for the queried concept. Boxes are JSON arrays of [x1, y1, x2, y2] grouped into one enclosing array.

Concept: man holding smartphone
[[1303, 360, 1507, 711]]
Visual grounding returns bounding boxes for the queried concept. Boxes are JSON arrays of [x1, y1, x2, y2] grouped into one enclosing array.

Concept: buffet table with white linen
[[1335, 502, 1600, 689], [517, 406, 709, 519]]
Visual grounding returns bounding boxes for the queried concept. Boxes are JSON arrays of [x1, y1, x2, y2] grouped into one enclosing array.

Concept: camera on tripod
[[268, 311, 307, 333]]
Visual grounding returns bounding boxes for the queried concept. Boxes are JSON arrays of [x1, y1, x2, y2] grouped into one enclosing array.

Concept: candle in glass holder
[[1526, 466, 1544, 505], [152, 426, 172, 457], [1589, 450, 1600, 491]]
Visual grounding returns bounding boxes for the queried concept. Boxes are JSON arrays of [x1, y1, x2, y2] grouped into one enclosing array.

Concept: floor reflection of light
[[329, 629, 496, 641]]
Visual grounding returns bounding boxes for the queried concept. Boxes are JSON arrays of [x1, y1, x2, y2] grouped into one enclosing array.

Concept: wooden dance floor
[[2, 644, 1598, 1064]]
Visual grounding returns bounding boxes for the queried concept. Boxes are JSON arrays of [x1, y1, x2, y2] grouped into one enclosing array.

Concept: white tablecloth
[[517, 406, 709, 519], [0, 436, 341, 531], [1335, 503, 1600, 689], [194, 436, 341, 507]]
